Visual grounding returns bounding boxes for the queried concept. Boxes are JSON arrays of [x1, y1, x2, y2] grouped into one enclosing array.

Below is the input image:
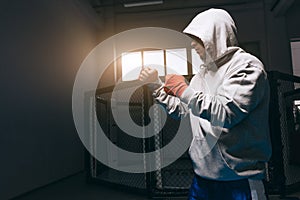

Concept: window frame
[[118, 47, 195, 82]]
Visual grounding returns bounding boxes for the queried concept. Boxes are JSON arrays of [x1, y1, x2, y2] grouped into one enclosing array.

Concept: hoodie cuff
[[180, 86, 195, 104]]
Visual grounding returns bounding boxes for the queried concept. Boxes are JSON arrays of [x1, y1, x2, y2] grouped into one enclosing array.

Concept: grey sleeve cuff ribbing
[[180, 86, 195, 104]]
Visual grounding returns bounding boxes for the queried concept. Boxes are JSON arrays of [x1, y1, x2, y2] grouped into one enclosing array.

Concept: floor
[[11, 172, 300, 200]]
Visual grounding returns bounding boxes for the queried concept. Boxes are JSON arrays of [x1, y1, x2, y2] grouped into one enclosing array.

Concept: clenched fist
[[139, 67, 159, 83], [164, 74, 188, 97]]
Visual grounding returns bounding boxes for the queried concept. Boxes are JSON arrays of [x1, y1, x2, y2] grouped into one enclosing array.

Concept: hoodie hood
[[183, 8, 238, 65]]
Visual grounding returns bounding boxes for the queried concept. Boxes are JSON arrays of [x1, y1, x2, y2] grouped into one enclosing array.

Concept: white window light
[[166, 48, 188, 75], [123, 0, 163, 8], [121, 52, 142, 81], [143, 50, 165, 76], [291, 41, 300, 77]]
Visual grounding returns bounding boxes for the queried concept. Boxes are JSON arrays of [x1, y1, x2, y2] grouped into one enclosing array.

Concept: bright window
[[143, 50, 165, 76], [121, 52, 142, 81], [166, 48, 188, 75], [291, 41, 300, 77], [121, 48, 203, 81]]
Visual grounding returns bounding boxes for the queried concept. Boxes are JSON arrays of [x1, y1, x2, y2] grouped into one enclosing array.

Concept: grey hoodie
[[153, 8, 272, 180]]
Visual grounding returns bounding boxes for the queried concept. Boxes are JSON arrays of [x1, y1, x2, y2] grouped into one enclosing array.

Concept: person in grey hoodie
[[139, 8, 271, 200]]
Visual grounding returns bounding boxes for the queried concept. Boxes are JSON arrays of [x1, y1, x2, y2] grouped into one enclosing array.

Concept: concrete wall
[[0, 0, 101, 199]]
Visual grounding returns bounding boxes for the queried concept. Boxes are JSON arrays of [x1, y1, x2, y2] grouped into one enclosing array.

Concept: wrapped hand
[[164, 74, 188, 97]]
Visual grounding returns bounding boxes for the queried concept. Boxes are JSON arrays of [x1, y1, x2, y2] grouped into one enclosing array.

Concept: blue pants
[[188, 175, 254, 200]]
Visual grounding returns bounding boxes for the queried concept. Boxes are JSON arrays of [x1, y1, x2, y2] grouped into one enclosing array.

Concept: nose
[[191, 40, 197, 48]]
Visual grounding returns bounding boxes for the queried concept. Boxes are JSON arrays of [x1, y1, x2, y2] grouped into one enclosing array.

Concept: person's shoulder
[[231, 48, 264, 69]]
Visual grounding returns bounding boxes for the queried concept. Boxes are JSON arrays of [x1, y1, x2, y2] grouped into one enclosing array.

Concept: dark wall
[[0, 0, 101, 199], [262, 0, 293, 74], [286, 2, 300, 39]]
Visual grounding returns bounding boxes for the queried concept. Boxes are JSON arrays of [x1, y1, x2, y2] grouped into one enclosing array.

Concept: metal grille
[[277, 80, 300, 186], [267, 71, 300, 196], [153, 104, 163, 189], [160, 116, 193, 190], [87, 83, 147, 190], [151, 105, 193, 197], [85, 80, 193, 197]]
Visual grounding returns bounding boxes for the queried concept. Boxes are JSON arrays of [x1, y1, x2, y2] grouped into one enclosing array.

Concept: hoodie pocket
[[217, 143, 266, 176], [189, 135, 217, 161]]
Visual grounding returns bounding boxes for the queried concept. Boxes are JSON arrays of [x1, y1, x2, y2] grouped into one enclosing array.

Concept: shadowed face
[[190, 35, 205, 61]]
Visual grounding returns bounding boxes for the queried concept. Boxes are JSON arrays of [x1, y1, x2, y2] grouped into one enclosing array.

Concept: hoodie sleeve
[[180, 62, 268, 129], [153, 85, 189, 120]]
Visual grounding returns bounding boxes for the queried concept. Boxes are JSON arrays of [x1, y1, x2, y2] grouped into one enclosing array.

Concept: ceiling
[[88, 0, 263, 11], [88, 0, 297, 17]]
